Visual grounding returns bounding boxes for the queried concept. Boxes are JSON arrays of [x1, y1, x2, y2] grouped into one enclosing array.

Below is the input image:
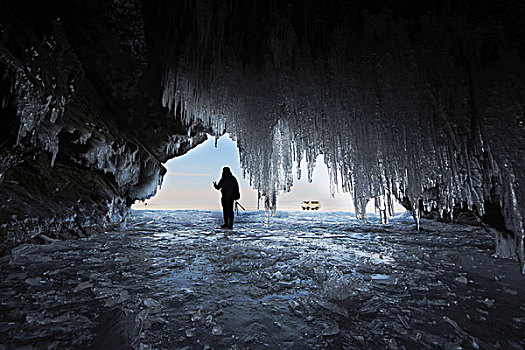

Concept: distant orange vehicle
[[301, 200, 320, 210]]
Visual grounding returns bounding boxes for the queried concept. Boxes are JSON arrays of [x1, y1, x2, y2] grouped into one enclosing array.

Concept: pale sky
[[132, 135, 405, 212]]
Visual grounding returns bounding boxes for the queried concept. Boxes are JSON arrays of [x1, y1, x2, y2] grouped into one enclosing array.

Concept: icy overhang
[[158, 0, 525, 271]]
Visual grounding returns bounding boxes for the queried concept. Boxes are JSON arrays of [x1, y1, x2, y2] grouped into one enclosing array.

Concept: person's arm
[[213, 179, 222, 190]]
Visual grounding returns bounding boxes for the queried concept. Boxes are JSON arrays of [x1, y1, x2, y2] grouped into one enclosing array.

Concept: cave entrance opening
[[132, 134, 405, 216]]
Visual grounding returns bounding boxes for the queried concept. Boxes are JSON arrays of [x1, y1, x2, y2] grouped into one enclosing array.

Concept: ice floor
[[1, 210, 524, 349]]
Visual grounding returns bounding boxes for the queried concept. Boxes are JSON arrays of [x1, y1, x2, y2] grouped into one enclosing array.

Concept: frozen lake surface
[[1, 210, 524, 349]]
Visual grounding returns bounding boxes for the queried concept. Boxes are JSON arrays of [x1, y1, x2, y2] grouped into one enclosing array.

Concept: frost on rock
[[1, 51, 71, 168], [0, 9, 174, 249], [0, 20, 81, 184], [160, 3, 525, 270]]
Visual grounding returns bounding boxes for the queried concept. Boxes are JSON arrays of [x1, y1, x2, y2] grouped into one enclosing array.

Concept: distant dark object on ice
[[301, 200, 321, 210]]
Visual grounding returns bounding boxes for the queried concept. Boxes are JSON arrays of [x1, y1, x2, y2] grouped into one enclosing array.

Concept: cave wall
[[0, 0, 208, 253], [1, 0, 525, 272]]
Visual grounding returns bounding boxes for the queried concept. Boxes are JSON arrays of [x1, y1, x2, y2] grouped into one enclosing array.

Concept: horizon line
[[132, 208, 407, 213]]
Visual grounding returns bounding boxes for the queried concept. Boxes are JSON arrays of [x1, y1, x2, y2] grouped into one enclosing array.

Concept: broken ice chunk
[[371, 274, 398, 285], [185, 328, 196, 337], [454, 276, 468, 285], [317, 300, 349, 318], [143, 298, 159, 308], [73, 281, 93, 292], [25, 277, 43, 286], [211, 325, 223, 336], [321, 322, 340, 336]]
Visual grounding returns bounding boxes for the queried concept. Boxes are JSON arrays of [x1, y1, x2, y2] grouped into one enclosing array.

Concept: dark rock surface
[[0, 0, 208, 253]]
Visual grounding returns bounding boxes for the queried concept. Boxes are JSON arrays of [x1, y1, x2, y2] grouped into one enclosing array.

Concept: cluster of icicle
[[1, 34, 162, 204], [165, 61, 523, 267], [160, 6, 525, 272], [162, 58, 487, 225], [0, 43, 70, 169]]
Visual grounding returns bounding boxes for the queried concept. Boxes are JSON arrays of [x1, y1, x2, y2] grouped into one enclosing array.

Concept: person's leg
[[225, 198, 234, 228], [228, 199, 235, 228], [221, 197, 228, 228]]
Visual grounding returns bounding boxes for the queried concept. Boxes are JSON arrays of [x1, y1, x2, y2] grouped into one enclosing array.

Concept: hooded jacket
[[214, 167, 240, 200]]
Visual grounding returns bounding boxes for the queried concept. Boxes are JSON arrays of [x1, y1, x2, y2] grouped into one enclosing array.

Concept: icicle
[[50, 150, 57, 168], [412, 204, 420, 231]]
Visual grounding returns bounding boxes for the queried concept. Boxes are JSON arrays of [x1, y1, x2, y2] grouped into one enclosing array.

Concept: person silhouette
[[213, 167, 240, 229]]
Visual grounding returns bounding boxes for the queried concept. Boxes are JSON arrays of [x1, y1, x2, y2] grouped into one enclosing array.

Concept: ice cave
[[1, 0, 525, 348]]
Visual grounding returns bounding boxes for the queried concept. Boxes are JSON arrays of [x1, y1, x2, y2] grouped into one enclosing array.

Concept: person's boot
[[220, 224, 228, 229]]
